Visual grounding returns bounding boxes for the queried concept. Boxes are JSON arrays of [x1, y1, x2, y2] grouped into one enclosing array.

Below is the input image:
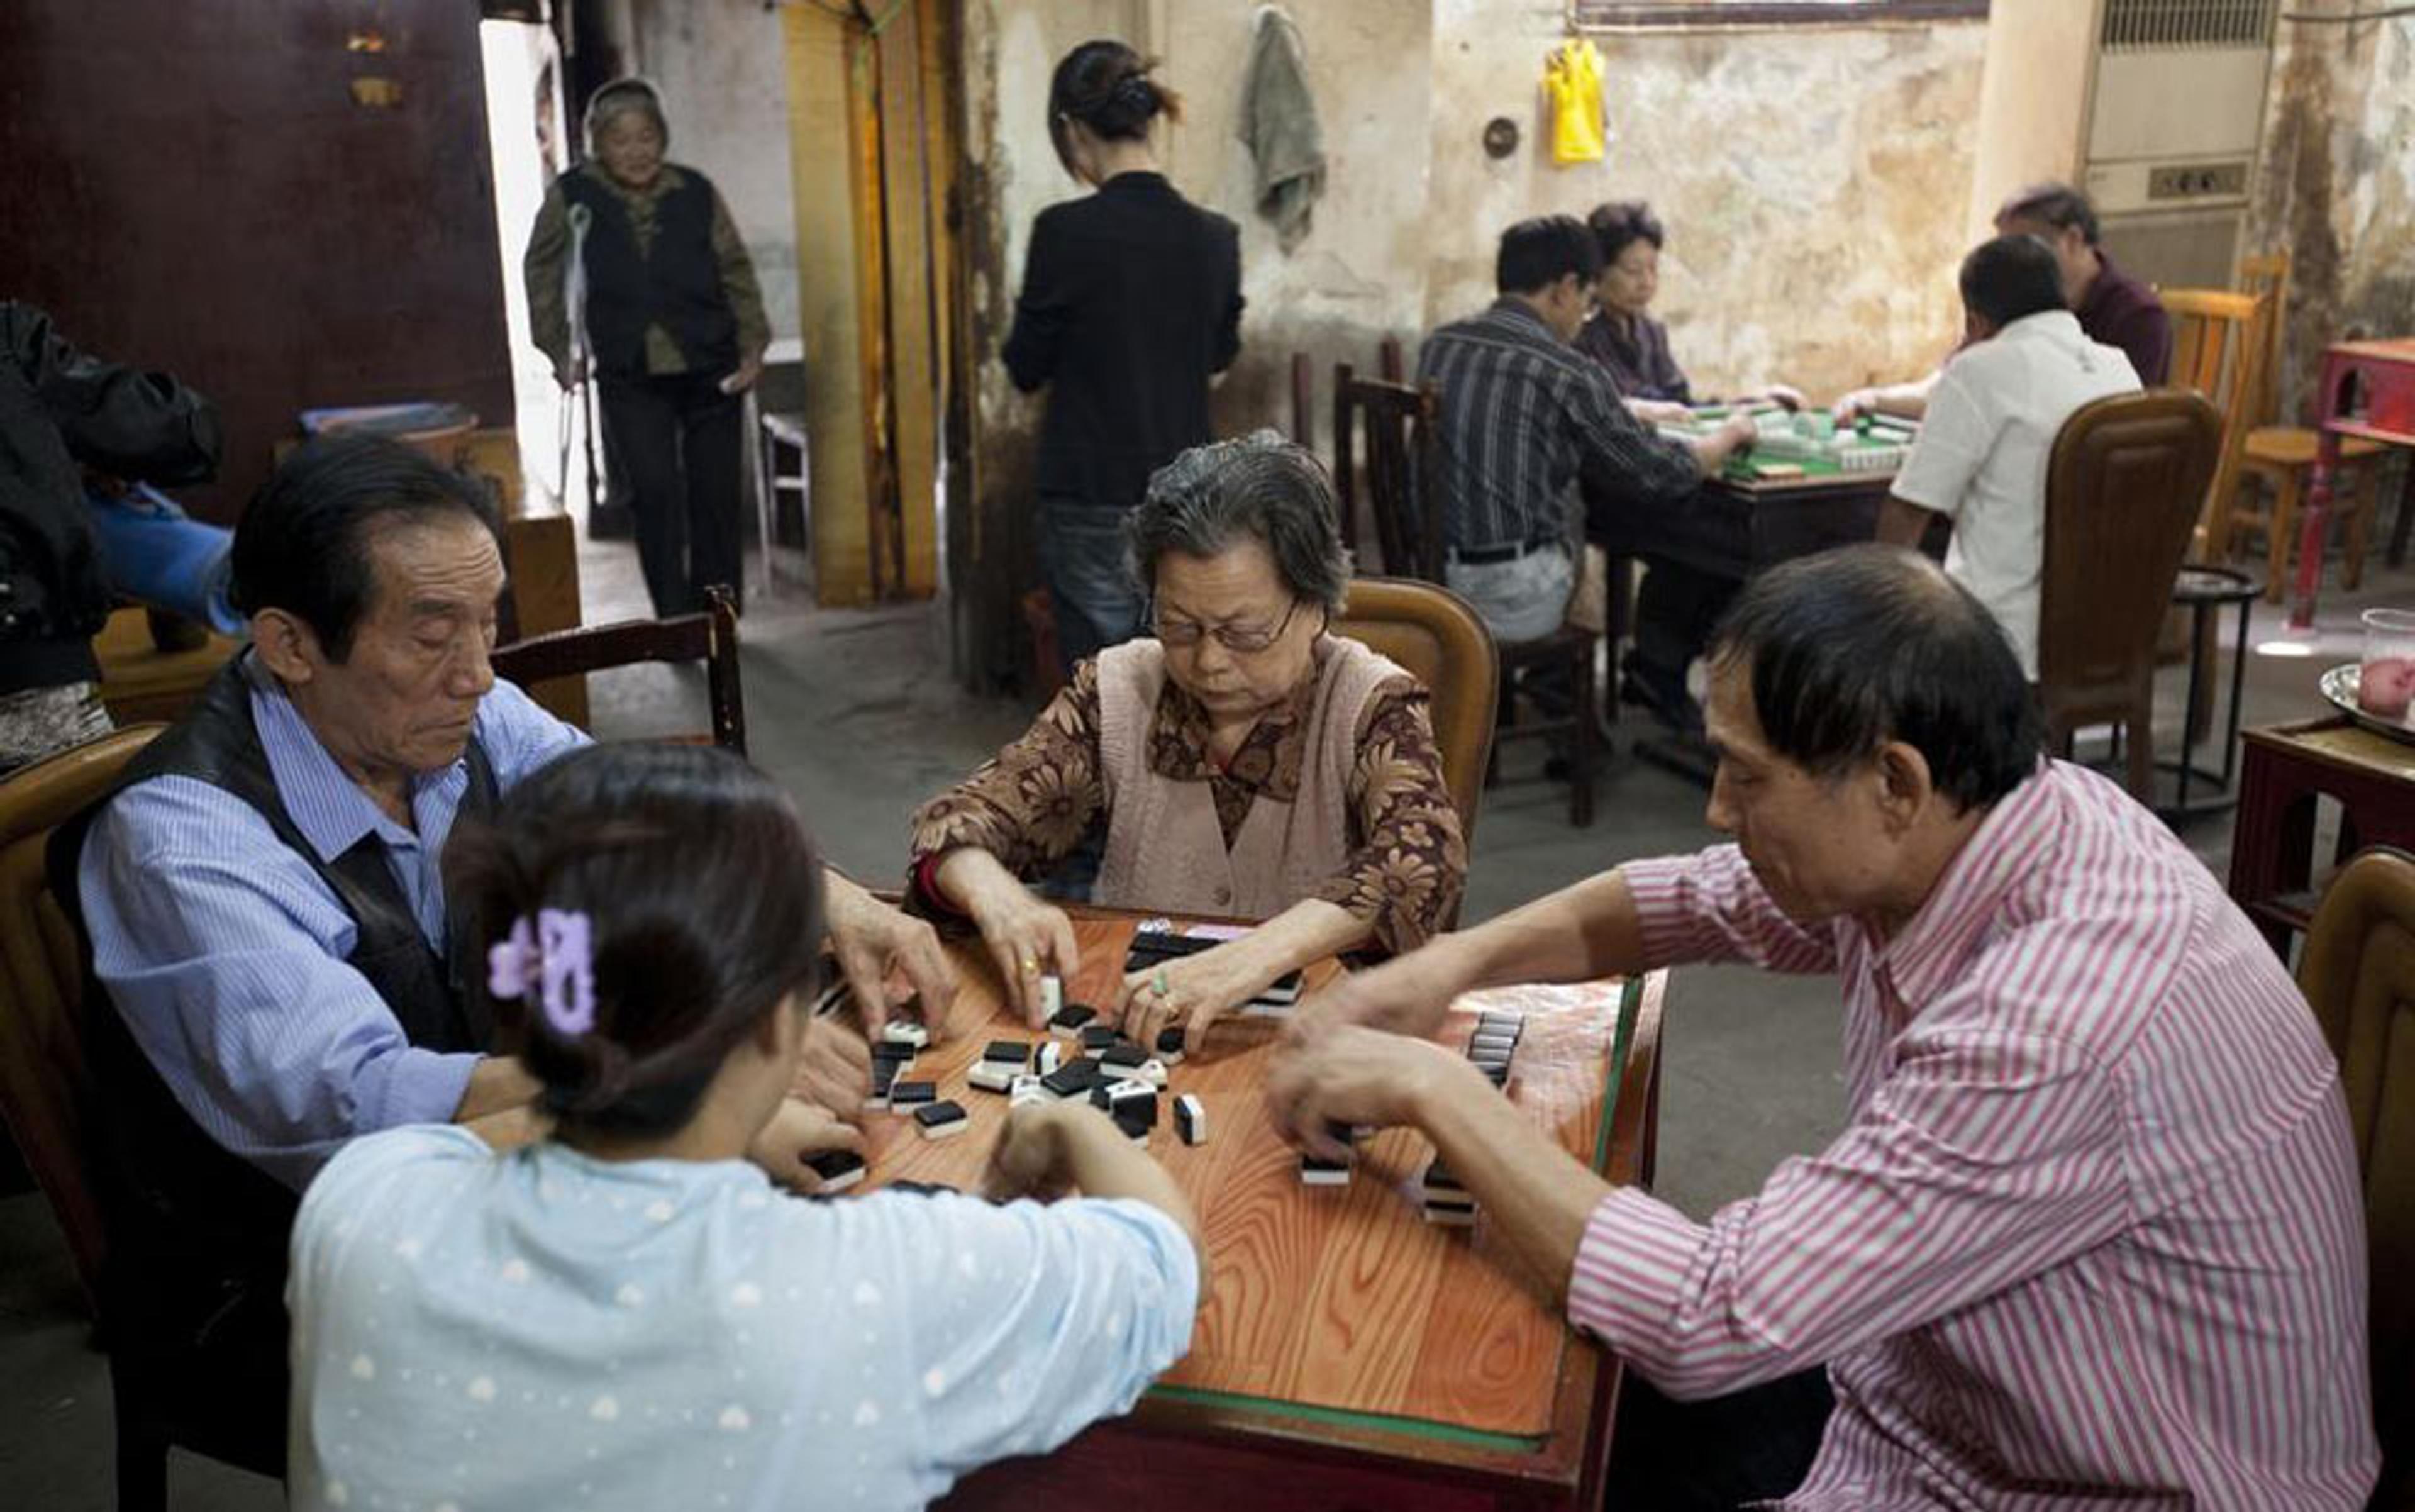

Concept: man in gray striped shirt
[[1418, 216, 1752, 644]]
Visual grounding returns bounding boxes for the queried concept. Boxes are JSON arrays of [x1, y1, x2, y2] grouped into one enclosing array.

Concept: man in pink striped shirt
[[1271, 546, 2376, 1509]]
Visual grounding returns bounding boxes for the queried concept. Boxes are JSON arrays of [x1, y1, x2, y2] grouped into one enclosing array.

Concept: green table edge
[[1143, 974, 1646, 1456]]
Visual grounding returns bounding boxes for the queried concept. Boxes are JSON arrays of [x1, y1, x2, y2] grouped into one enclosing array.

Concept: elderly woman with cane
[[525, 77, 768, 618]]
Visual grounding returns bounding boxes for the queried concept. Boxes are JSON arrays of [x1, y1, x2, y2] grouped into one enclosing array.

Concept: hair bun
[[1112, 74, 1157, 112]]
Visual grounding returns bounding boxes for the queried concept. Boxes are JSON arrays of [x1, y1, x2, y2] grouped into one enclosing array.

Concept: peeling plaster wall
[[967, 1, 1430, 457], [1425, 4, 1986, 399], [953, 0, 1135, 686], [630, 3, 801, 341], [1155, 0, 1436, 438], [967, 1, 1985, 440], [2250, 7, 2415, 422], [970, 0, 1131, 464], [955, 0, 1989, 686]]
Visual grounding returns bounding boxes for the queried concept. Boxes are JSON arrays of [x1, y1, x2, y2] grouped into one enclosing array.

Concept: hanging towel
[[1545, 38, 1606, 166], [1238, 6, 1324, 252]]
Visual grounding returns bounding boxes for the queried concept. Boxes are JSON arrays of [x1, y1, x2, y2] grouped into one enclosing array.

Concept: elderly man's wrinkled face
[[1701, 657, 1902, 925], [595, 109, 666, 191], [291, 515, 504, 789], [1150, 539, 1324, 723]]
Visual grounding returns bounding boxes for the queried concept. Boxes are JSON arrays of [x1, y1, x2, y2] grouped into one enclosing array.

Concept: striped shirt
[[1572, 759, 2377, 1509], [1417, 299, 1699, 554], [77, 655, 587, 1189]]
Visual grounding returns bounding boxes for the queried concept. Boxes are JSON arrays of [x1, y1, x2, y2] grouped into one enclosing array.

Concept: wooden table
[[1609, 462, 1943, 784], [862, 912, 1664, 1511], [1631, 467, 1902, 586], [2290, 337, 2415, 629], [496, 513, 588, 729], [2228, 715, 2415, 953], [92, 607, 240, 726]]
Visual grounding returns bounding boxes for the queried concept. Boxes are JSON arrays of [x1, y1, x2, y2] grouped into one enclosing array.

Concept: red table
[[2290, 338, 2415, 629]]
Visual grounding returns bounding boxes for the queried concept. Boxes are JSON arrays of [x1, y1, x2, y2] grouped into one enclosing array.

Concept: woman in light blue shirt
[[287, 743, 1202, 1511]]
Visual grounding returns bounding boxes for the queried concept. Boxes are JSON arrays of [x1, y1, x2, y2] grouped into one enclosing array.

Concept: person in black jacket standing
[[1005, 41, 1243, 672], [525, 77, 769, 618], [0, 301, 221, 774]]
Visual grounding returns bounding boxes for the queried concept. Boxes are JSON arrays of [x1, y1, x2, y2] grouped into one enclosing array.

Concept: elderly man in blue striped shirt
[[1417, 215, 1755, 647], [60, 434, 953, 1467]]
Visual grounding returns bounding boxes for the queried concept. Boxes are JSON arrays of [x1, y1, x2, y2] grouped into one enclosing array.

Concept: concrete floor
[[5, 519, 2409, 1508]]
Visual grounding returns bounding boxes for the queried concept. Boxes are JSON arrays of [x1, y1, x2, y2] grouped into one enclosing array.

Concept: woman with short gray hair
[[909, 432, 1465, 1052]]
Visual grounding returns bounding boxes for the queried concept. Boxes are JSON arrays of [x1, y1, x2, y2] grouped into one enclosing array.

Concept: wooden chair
[[1331, 575, 1499, 852], [2160, 286, 2267, 556], [491, 584, 747, 755], [1333, 369, 1597, 826], [0, 725, 286, 1506], [1332, 366, 1442, 578], [2295, 846, 2415, 1508], [2218, 252, 2389, 599], [2036, 390, 2224, 803]]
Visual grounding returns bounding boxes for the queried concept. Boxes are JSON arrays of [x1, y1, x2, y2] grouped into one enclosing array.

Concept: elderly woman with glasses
[[908, 433, 1465, 1053]]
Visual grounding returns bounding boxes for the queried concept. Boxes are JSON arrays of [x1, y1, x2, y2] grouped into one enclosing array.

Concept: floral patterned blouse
[[908, 642, 1467, 955]]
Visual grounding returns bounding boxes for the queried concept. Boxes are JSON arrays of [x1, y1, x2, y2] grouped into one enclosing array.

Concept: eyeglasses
[[1152, 597, 1310, 655]]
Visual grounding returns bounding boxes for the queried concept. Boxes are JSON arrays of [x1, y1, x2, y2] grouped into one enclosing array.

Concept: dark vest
[[48, 657, 497, 1358], [560, 164, 740, 379]]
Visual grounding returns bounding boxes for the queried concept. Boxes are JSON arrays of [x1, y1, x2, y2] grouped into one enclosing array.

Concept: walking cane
[[558, 202, 598, 515], [555, 373, 575, 509]]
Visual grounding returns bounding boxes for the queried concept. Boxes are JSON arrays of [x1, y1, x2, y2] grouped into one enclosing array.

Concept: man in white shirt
[[1877, 235, 2141, 677]]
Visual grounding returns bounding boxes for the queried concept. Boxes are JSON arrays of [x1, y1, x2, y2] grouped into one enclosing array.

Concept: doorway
[[477, 15, 580, 517]]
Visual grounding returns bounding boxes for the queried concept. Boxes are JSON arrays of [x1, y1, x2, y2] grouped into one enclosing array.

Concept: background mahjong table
[[1621, 406, 1943, 582]]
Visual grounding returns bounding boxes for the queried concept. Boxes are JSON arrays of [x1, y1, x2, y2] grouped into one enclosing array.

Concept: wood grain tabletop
[[856, 910, 1654, 1459]]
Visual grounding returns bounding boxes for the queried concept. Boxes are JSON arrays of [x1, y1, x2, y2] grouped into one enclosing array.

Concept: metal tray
[[2319, 663, 2415, 746]]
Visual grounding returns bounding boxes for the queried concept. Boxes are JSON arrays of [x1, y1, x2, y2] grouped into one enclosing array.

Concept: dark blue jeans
[[1038, 496, 1145, 674]]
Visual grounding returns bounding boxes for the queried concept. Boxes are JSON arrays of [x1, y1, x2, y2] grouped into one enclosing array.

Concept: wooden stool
[[755, 408, 813, 600], [2229, 426, 2387, 601], [2229, 717, 2415, 955]]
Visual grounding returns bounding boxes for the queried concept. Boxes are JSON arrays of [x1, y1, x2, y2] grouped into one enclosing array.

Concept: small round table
[[2161, 565, 2261, 818]]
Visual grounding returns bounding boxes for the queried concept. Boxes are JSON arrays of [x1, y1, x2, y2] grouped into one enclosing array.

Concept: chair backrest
[[2162, 287, 2264, 408], [490, 584, 746, 755], [2158, 286, 2270, 551], [2240, 250, 2291, 427], [0, 724, 165, 1311], [2296, 845, 2415, 1508], [1330, 576, 1497, 854], [2036, 390, 2224, 780], [1332, 367, 1443, 582]]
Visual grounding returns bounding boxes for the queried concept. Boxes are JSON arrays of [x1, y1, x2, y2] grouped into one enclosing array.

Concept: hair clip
[[487, 908, 597, 1037]]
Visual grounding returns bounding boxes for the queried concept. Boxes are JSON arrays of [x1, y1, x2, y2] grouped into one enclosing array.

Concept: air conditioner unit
[[1967, 0, 2279, 291]]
